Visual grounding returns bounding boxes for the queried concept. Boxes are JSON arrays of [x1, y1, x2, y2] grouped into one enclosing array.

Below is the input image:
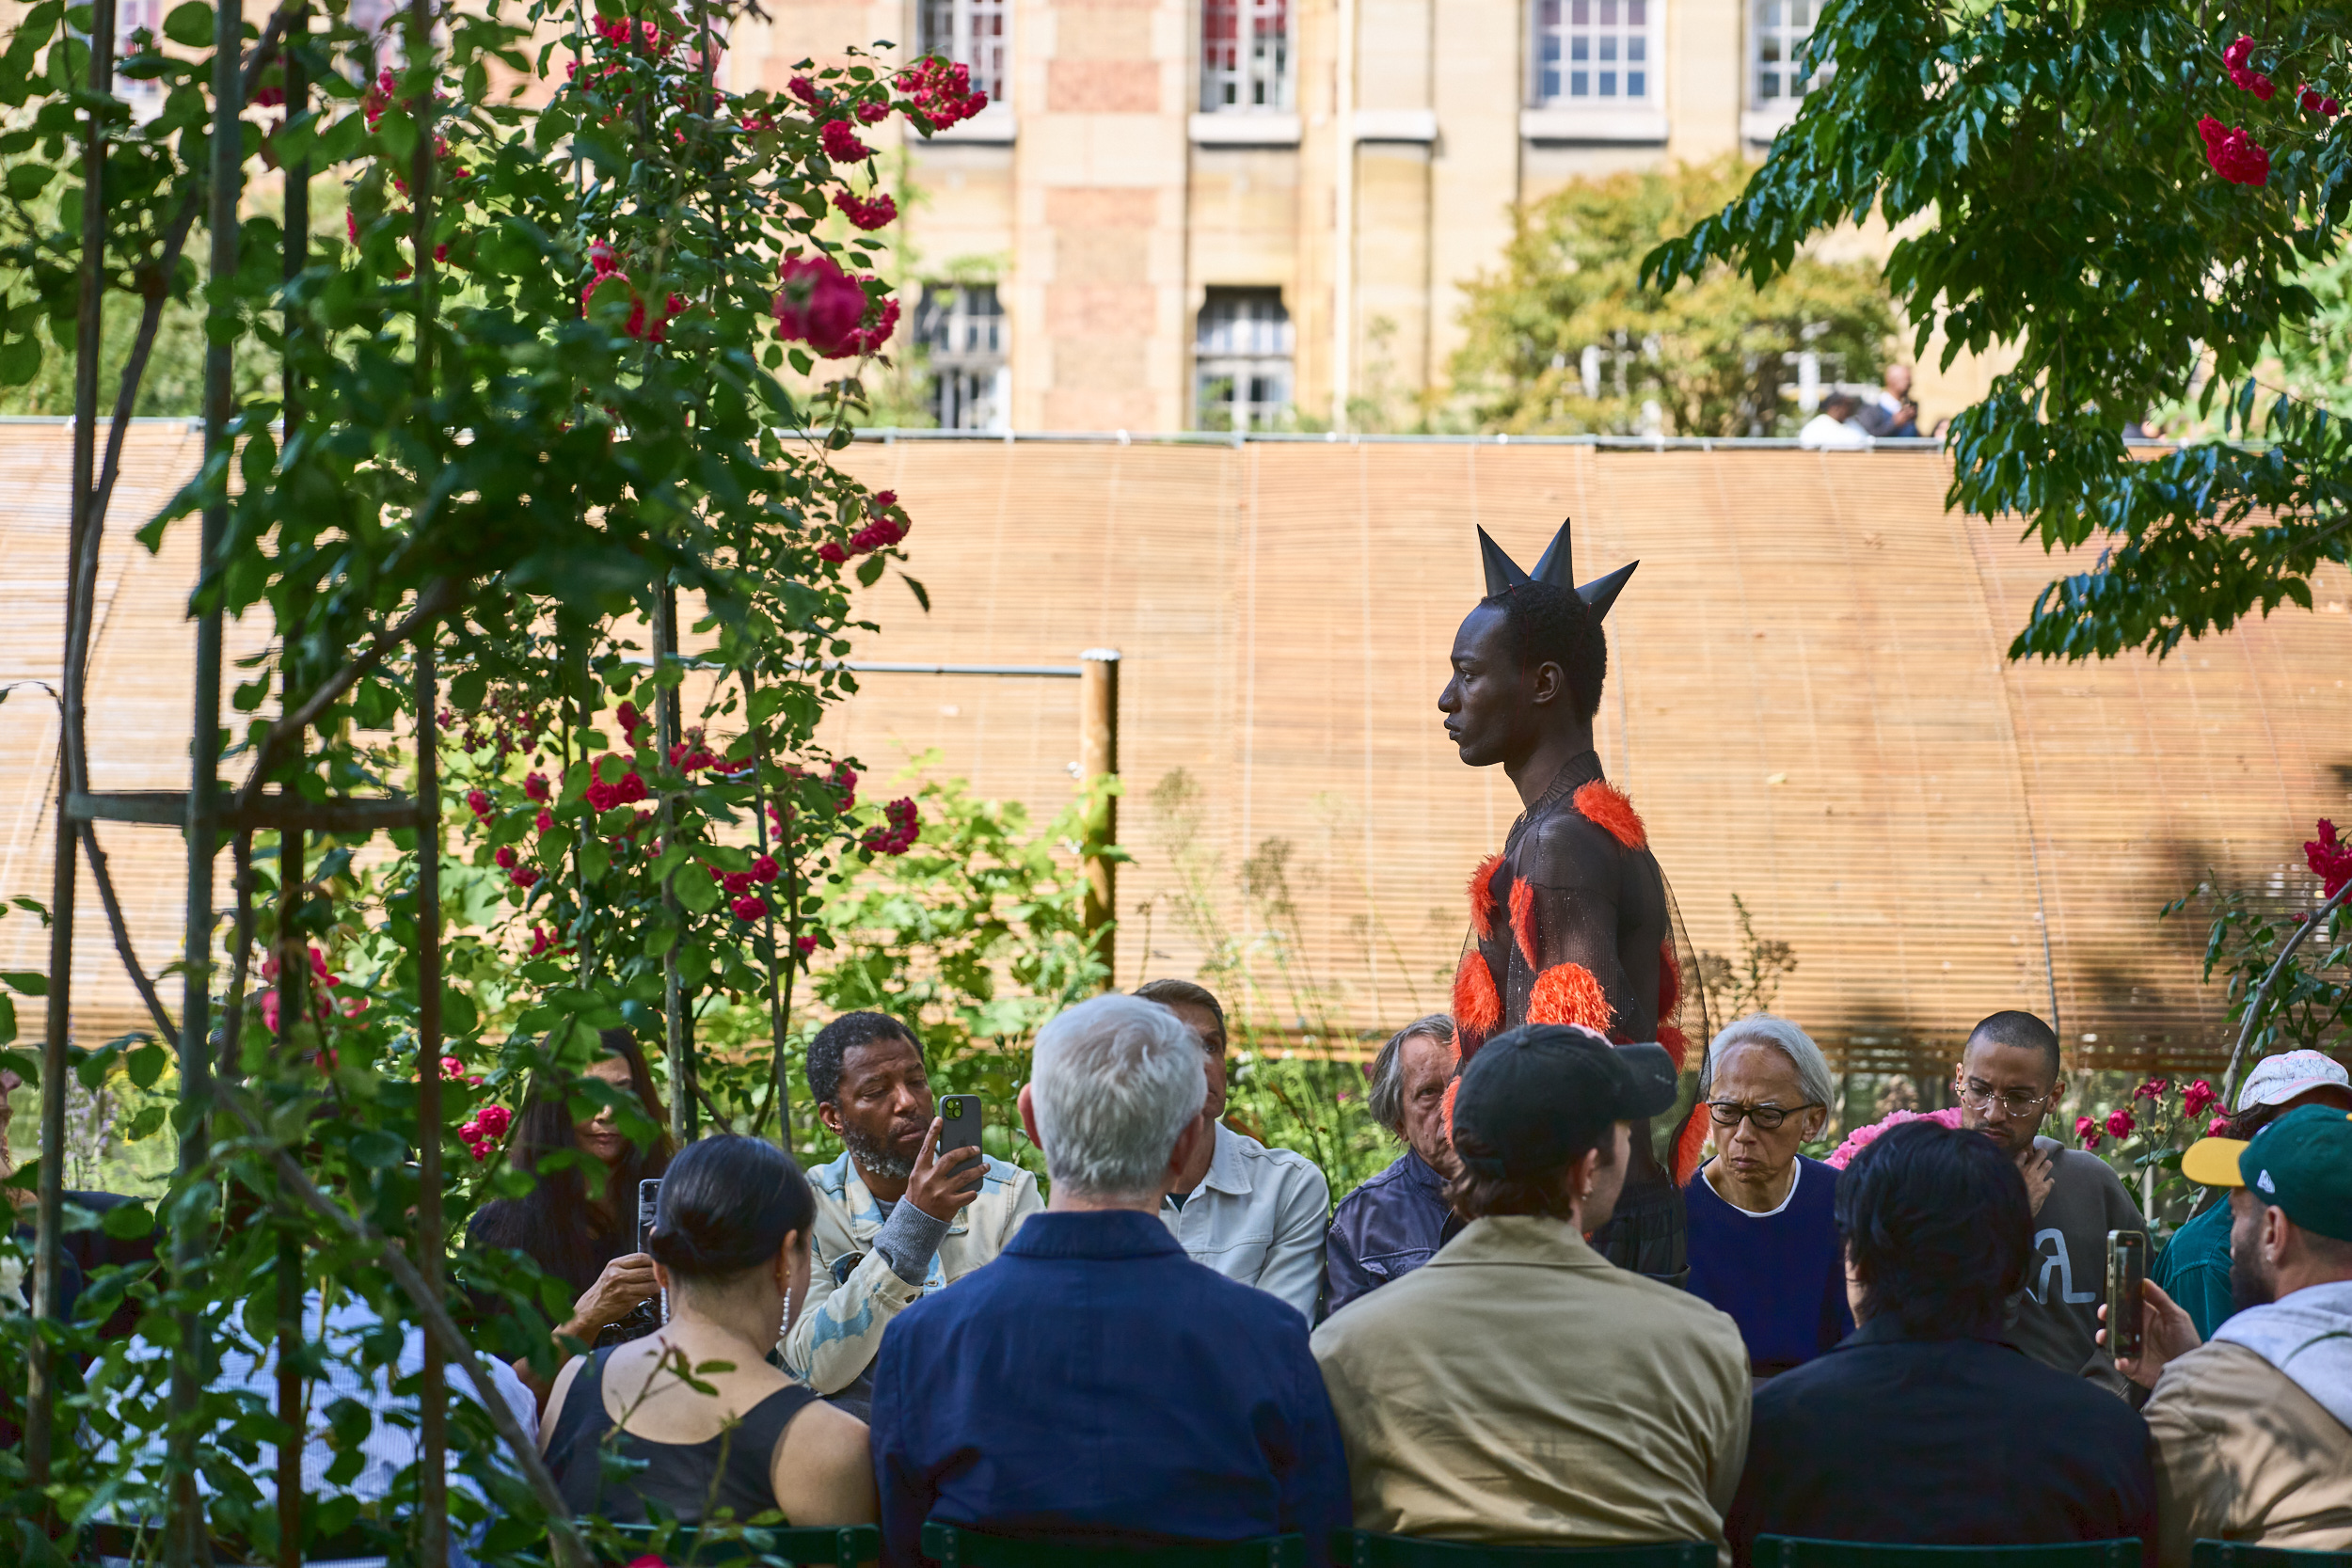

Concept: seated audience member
[[1138, 978, 1330, 1322], [1311, 1024, 1750, 1548], [2153, 1052, 2351, 1338], [868, 993, 1348, 1568], [469, 1027, 675, 1390], [1726, 1120, 2154, 1565], [784, 1011, 1041, 1417], [2104, 1105, 2352, 1566], [1799, 392, 1871, 449], [542, 1134, 876, 1529], [1684, 1014, 1854, 1377], [1955, 1008, 2146, 1392], [96, 1285, 540, 1568], [1324, 1014, 1460, 1317]]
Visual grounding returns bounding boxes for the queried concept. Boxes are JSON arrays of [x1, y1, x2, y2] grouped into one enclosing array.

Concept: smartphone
[[2106, 1228, 2147, 1360], [639, 1178, 668, 1327], [939, 1094, 983, 1156]]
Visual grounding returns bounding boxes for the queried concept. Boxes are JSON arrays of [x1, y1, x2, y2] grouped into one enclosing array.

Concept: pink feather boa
[[1826, 1105, 1964, 1169]]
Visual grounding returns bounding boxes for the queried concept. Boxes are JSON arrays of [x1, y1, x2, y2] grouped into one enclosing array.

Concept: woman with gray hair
[[1682, 1012, 1854, 1378], [1322, 1015, 1459, 1319]]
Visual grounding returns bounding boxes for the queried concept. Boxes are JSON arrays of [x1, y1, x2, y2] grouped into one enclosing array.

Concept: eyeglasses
[[1706, 1100, 1822, 1132], [1954, 1081, 2056, 1117]]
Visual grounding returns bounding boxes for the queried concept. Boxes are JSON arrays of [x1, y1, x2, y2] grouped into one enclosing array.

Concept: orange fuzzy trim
[[1467, 853, 1505, 943], [1658, 938, 1681, 1020], [1673, 1108, 1711, 1186], [1452, 949, 1502, 1045], [1658, 1022, 1690, 1072], [1509, 878, 1538, 969], [1527, 962, 1613, 1033], [1573, 780, 1647, 851]]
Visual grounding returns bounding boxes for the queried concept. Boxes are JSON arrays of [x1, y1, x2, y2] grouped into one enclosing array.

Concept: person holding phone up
[[784, 1012, 1042, 1417]]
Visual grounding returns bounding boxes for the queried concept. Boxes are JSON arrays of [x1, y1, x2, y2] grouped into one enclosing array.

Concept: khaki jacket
[[1310, 1215, 1751, 1552], [780, 1149, 1042, 1395], [2147, 1340, 2352, 1567]]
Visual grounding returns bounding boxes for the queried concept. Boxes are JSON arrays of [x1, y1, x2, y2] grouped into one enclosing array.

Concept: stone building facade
[[728, 0, 1828, 432]]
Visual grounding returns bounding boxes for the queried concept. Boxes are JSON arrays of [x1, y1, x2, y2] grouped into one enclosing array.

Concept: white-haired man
[[868, 994, 1351, 1568], [1683, 1013, 1854, 1377]]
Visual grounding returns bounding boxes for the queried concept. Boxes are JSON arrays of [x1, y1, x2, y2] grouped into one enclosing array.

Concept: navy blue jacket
[[1725, 1318, 2156, 1566], [868, 1209, 1351, 1568], [1321, 1149, 1455, 1319]]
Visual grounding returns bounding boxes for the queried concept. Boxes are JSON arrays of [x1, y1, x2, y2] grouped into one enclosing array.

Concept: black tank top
[[546, 1346, 819, 1526]]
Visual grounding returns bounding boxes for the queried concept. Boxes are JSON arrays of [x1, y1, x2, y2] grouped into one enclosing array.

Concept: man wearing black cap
[[2103, 1103, 2352, 1565], [1310, 1025, 1750, 1548]]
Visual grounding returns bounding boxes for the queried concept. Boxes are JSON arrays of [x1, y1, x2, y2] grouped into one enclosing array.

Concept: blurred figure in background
[[1726, 1120, 2154, 1565], [1323, 1015, 1459, 1318], [1859, 365, 1918, 436], [542, 1134, 876, 1529], [1683, 1015, 1853, 1378], [1799, 392, 1871, 449], [2153, 1052, 2352, 1339], [1139, 978, 1329, 1322], [2111, 1105, 2352, 1566], [469, 1028, 674, 1395], [785, 1010, 1041, 1419]]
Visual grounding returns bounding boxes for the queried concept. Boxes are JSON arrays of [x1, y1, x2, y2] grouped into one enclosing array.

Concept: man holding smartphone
[[785, 1011, 1042, 1416], [1954, 1009, 2147, 1396]]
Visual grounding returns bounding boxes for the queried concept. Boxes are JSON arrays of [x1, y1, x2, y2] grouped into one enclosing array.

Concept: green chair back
[[2192, 1544, 2352, 1568], [1334, 1531, 1713, 1568], [1753, 1539, 2144, 1568], [607, 1522, 883, 1566], [920, 1521, 1305, 1568]]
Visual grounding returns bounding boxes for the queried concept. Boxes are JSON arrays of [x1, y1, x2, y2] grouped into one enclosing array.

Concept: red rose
[[2105, 1106, 2136, 1139], [2074, 1115, 2103, 1151], [751, 854, 780, 882], [772, 253, 869, 355], [820, 119, 872, 162], [730, 895, 770, 921]]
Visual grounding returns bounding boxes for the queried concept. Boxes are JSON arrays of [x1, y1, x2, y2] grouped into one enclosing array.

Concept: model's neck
[[1506, 732, 1599, 810], [1706, 1156, 1799, 1214], [1170, 1117, 1216, 1196]]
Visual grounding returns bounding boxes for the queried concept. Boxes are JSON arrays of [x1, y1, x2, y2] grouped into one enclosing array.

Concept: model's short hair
[[1367, 1015, 1455, 1136], [1836, 1119, 2029, 1339], [1700, 1013, 1836, 1115], [1031, 994, 1207, 1203], [806, 1010, 917, 1107], [1480, 579, 1606, 723], [1967, 1009, 2062, 1081], [1135, 978, 1225, 1040]]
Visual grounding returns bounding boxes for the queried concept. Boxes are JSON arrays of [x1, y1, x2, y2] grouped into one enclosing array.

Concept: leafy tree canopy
[[1645, 0, 2352, 660], [1452, 158, 1896, 437]]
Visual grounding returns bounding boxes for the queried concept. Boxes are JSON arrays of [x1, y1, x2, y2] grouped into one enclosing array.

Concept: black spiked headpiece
[[1476, 520, 1638, 622]]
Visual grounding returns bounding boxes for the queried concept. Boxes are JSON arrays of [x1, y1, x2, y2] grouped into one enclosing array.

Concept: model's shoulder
[[977, 1152, 1036, 1192], [1333, 1155, 1412, 1208], [807, 1150, 854, 1199]]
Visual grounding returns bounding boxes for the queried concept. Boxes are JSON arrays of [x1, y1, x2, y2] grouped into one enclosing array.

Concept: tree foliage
[[1452, 159, 1895, 436], [1645, 0, 2352, 660]]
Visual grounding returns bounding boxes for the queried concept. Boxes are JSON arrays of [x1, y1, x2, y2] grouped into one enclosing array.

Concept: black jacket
[[1726, 1318, 2157, 1566]]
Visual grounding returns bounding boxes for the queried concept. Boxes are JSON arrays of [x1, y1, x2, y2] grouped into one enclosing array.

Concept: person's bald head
[[1967, 1010, 2061, 1079]]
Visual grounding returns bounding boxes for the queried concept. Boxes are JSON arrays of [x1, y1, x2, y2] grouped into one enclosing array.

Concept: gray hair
[[1700, 1012, 1836, 1112], [1366, 1014, 1455, 1135], [1031, 994, 1208, 1203]]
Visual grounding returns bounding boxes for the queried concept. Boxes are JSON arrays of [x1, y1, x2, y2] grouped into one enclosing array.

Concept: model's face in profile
[[1440, 604, 1544, 768]]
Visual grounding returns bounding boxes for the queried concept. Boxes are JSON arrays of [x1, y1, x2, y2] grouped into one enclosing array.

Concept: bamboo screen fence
[[6, 422, 2347, 1074]]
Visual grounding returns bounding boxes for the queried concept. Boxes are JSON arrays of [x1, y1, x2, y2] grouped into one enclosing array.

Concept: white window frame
[[1194, 289, 1293, 433], [1200, 0, 1292, 114], [916, 283, 1009, 433], [1744, 0, 1821, 137], [1530, 0, 1662, 108], [919, 0, 1009, 106]]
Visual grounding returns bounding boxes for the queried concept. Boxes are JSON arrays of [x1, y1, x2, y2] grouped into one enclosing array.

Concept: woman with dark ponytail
[[539, 1134, 877, 1529]]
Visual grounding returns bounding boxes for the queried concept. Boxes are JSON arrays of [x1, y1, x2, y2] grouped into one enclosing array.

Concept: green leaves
[[159, 0, 211, 46]]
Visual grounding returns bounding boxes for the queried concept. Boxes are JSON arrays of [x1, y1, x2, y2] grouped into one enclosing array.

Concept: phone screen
[[939, 1094, 983, 1155], [2106, 1228, 2146, 1359], [640, 1178, 667, 1326]]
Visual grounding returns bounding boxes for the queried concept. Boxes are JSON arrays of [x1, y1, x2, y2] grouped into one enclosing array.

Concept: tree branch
[[76, 821, 179, 1040]]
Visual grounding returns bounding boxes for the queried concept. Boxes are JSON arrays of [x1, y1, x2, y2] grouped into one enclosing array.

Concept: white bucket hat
[[2235, 1049, 2352, 1111]]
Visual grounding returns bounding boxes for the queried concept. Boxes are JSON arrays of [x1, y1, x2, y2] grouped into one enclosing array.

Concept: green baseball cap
[[2181, 1102, 2352, 1243]]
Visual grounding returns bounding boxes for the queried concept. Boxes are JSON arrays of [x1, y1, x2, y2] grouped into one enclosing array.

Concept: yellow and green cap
[[2181, 1102, 2352, 1243]]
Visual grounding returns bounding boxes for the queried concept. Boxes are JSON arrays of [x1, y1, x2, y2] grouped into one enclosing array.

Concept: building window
[[1754, 0, 1819, 105], [1195, 289, 1292, 432], [1200, 0, 1291, 113], [917, 283, 1008, 431], [112, 0, 164, 107], [1534, 0, 1653, 103], [919, 0, 1009, 105]]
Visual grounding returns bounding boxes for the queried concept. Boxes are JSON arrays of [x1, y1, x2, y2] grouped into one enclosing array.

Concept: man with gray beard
[[782, 1011, 1042, 1416]]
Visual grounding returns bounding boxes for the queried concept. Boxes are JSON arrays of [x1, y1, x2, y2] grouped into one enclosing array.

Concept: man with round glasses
[[1955, 1009, 2147, 1395]]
